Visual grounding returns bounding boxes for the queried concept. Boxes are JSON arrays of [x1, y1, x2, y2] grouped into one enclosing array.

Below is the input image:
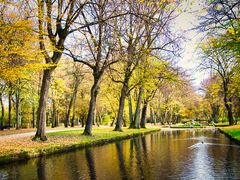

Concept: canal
[[0, 129, 240, 179]]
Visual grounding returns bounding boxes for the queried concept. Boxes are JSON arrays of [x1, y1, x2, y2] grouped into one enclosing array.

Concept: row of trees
[[0, 0, 194, 139], [199, 0, 240, 125], [34, 0, 187, 140], [2, 0, 239, 142]]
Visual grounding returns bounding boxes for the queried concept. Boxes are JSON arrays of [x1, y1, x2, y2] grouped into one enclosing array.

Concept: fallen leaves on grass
[[0, 127, 160, 163]]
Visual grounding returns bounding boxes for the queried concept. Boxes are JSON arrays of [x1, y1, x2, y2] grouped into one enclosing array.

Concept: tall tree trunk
[[56, 110, 59, 127], [15, 82, 21, 130], [81, 115, 85, 127], [152, 109, 156, 125], [33, 69, 54, 141], [211, 104, 220, 123], [128, 95, 134, 124], [163, 108, 168, 124], [223, 81, 234, 125], [71, 90, 78, 127], [46, 111, 49, 127], [8, 84, 12, 128], [83, 81, 99, 135], [65, 95, 73, 127], [140, 101, 148, 128], [225, 99, 234, 125], [114, 84, 127, 131], [110, 118, 115, 127], [235, 96, 240, 125], [71, 110, 75, 127], [123, 117, 127, 127], [131, 87, 143, 129], [150, 105, 154, 124], [157, 96, 161, 123], [68, 77, 80, 127], [169, 106, 173, 124], [0, 95, 4, 130], [98, 114, 103, 125], [52, 99, 56, 128], [93, 113, 96, 126], [32, 106, 35, 128], [65, 96, 69, 127]]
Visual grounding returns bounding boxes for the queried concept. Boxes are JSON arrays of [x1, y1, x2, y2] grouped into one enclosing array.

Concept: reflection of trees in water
[[66, 152, 82, 179], [225, 145, 235, 178], [116, 141, 128, 180], [37, 157, 46, 180], [85, 148, 96, 180], [129, 137, 151, 179], [140, 136, 151, 179], [36, 151, 85, 180], [129, 139, 134, 167]]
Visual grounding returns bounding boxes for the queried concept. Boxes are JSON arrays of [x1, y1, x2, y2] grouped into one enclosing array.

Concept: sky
[[173, 0, 209, 91]]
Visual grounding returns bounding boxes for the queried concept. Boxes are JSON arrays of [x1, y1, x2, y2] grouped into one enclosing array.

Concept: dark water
[[0, 129, 240, 180]]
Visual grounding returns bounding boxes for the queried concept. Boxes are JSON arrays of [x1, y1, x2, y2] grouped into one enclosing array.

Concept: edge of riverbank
[[218, 126, 240, 145], [0, 127, 160, 165]]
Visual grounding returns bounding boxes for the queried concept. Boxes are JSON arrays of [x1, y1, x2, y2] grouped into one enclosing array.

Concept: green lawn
[[215, 121, 240, 126], [170, 123, 207, 128], [219, 126, 240, 141]]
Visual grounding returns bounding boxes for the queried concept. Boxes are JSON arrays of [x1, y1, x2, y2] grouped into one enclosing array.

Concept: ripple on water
[[189, 142, 240, 149]]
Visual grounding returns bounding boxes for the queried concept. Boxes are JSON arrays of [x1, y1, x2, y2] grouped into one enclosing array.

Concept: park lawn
[[219, 125, 240, 141], [170, 123, 207, 128], [0, 127, 160, 164], [215, 121, 240, 126], [0, 126, 84, 136]]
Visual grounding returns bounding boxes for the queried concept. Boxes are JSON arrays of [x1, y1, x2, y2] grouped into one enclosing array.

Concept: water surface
[[0, 129, 240, 179]]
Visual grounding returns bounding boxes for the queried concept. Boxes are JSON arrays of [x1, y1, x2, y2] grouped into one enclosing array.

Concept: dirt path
[[0, 127, 83, 141]]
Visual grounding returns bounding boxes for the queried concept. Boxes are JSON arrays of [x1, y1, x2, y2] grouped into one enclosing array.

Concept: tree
[[66, 0, 126, 135], [109, 0, 181, 131], [33, 0, 88, 140], [0, 82, 5, 130], [200, 38, 237, 125], [0, 1, 42, 129], [199, 0, 240, 125], [139, 59, 176, 128], [65, 63, 84, 127], [201, 75, 222, 123]]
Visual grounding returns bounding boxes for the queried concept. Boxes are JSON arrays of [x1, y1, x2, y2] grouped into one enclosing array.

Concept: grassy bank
[[0, 127, 160, 165], [219, 125, 240, 143], [170, 123, 208, 128], [215, 122, 240, 127]]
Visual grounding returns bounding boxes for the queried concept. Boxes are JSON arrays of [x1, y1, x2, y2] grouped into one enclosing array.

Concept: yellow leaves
[[208, 37, 219, 47], [179, 107, 192, 118], [227, 27, 236, 36], [132, 52, 173, 92], [0, 7, 44, 82], [201, 36, 222, 51], [140, 0, 176, 7], [127, 33, 133, 39], [0, 63, 48, 82], [227, 27, 239, 36]]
